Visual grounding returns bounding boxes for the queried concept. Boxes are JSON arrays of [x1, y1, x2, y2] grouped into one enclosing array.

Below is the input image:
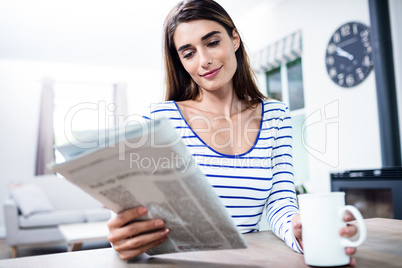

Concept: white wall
[[237, 0, 383, 193], [390, 0, 402, 156], [0, 60, 164, 236]]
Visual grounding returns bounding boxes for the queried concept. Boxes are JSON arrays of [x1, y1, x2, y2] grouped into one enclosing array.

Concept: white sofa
[[3, 174, 111, 257]]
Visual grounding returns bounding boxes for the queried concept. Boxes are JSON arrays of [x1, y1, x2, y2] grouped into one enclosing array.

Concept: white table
[[58, 221, 109, 251]]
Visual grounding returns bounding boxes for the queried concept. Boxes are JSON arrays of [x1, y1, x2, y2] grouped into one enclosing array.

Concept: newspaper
[[51, 118, 247, 255]]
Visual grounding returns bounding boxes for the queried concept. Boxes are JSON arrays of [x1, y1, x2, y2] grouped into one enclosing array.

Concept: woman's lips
[[201, 66, 222, 79]]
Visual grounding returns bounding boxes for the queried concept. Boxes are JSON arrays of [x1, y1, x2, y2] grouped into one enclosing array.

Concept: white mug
[[298, 192, 367, 267]]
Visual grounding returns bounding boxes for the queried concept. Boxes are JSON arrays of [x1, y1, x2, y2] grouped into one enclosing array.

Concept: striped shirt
[[144, 99, 302, 253]]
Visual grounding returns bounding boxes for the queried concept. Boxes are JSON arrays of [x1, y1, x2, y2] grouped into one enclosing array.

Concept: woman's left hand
[[291, 212, 358, 266]]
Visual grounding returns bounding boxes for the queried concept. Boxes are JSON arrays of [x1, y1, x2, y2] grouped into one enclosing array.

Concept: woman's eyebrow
[[178, 44, 191, 52], [201, 30, 221, 41], [177, 31, 222, 52]]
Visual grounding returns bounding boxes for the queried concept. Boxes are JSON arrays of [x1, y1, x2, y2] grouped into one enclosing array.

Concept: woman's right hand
[[107, 206, 170, 260]]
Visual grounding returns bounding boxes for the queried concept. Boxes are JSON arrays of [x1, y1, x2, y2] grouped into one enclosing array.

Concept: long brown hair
[[163, 0, 265, 106]]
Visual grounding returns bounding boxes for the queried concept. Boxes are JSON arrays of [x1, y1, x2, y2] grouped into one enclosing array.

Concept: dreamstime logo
[[302, 100, 340, 167]]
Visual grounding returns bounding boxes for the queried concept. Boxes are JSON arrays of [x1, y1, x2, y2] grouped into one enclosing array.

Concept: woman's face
[[173, 20, 240, 94]]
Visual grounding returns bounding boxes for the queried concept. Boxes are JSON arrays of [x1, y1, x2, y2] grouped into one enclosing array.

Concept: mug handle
[[338, 205, 367, 247]]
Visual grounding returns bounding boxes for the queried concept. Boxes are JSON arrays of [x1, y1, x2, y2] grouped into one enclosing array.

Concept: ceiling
[[0, 0, 266, 69]]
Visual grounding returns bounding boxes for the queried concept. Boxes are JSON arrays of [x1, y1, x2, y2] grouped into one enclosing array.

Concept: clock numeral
[[329, 68, 337, 78], [356, 68, 364, 80], [359, 28, 372, 55], [341, 24, 351, 37], [346, 74, 355, 86], [337, 73, 345, 85], [353, 23, 358, 35], [360, 29, 369, 38], [327, 43, 336, 54], [333, 32, 341, 43], [326, 56, 334, 66], [361, 37, 370, 48], [362, 55, 372, 67]]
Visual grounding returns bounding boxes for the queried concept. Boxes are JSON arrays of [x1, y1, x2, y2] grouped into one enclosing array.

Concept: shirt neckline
[[172, 99, 264, 158]]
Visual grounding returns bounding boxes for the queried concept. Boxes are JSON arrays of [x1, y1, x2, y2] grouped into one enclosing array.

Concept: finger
[[108, 218, 165, 244], [339, 224, 358, 237], [291, 214, 303, 249], [291, 214, 302, 229], [343, 211, 355, 222], [292, 221, 302, 239], [118, 235, 169, 260], [107, 207, 148, 230], [114, 228, 170, 254], [349, 257, 356, 267], [291, 214, 302, 234], [346, 247, 357, 256]]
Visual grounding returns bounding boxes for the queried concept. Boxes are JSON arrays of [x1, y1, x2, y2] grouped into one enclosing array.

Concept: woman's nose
[[199, 50, 212, 68]]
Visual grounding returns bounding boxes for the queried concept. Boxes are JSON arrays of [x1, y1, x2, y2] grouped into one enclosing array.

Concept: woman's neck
[[193, 86, 245, 117]]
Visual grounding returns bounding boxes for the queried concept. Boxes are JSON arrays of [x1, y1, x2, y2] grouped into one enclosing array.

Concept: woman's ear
[[232, 28, 241, 51]]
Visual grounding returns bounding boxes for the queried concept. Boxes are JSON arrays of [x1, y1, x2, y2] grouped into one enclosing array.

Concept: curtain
[[113, 82, 128, 126], [35, 78, 55, 175]]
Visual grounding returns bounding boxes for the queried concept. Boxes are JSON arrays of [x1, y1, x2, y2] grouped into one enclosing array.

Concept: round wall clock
[[325, 21, 374, 88]]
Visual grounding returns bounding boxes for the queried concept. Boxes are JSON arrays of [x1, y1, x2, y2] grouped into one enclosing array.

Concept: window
[[266, 67, 282, 102], [287, 59, 305, 111], [266, 58, 305, 111], [53, 83, 115, 163], [266, 58, 309, 185]]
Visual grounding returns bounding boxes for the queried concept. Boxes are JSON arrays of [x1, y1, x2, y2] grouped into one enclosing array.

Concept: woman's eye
[[208, 40, 220, 47], [183, 51, 194, 59]]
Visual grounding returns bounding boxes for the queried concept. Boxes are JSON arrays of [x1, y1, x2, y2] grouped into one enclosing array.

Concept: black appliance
[[331, 167, 402, 220]]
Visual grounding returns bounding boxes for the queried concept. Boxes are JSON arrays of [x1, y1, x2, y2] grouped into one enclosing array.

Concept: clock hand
[[336, 47, 354, 61]]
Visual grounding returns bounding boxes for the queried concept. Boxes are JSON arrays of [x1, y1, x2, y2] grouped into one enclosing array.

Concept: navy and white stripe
[[144, 99, 301, 253]]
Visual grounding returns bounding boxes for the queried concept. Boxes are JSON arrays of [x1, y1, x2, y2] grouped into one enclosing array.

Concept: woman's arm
[[265, 106, 302, 253]]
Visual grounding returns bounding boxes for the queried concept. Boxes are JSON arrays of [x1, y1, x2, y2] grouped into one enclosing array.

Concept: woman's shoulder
[[261, 98, 289, 114], [260, 99, 291, 129], [148, 100, 177, 110], [144, 100, 180, 120]]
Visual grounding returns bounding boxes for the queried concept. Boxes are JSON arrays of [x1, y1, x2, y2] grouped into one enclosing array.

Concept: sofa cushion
[[34, 175, 104, 210], [19, 210, 86, 228], [9, 184, 54, 217], [85, 208, 111, 222]]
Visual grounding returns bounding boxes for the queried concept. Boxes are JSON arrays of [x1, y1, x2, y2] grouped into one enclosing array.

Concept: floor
[[0, 239, 111, 260]]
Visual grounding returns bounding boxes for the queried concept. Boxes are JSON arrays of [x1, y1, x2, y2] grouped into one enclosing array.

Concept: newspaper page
[[51, 118, 247, 255]]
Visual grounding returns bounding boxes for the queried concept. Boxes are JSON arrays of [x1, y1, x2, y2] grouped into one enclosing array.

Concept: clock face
[[325, 22, 374, 88]]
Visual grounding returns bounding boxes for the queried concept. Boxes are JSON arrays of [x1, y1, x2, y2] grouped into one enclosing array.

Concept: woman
[[107, 0, 358, 264]]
